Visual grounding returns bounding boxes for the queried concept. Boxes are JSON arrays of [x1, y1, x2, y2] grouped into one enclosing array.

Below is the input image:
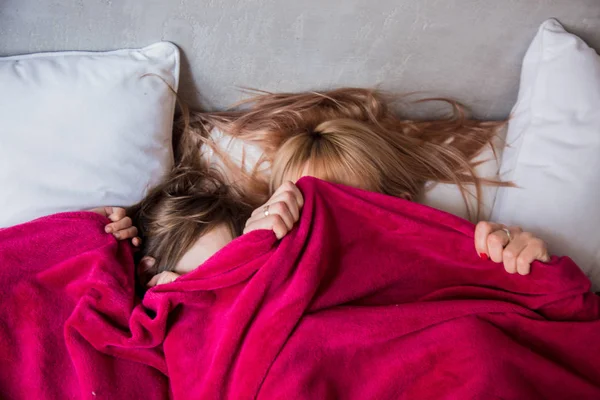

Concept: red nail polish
[[479, 253, 489, 261]]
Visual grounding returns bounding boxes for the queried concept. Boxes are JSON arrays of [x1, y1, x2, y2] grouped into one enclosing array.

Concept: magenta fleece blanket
[[2, 177, 600, 399]]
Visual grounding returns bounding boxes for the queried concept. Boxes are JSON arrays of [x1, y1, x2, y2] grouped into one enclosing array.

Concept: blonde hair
[[128, 165, 253, 274], [178, 88, 509, 219]]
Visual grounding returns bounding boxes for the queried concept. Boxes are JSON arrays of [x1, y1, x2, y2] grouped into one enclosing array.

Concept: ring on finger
[[263, 205, 270, 217], [502, 228, 512, 243]]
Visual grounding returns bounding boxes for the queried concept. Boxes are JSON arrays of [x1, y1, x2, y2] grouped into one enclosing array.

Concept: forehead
[[173, 223, 234, 274], [281, 159, 373, 192], [280, 160, 312, 183]]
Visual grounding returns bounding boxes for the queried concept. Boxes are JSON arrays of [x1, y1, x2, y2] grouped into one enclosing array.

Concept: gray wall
[[1, 0, 599, 119]]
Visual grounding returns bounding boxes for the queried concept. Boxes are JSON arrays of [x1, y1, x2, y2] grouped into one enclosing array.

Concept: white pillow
[[207, 129, 268, 175], [491, 19, 600, 290], [420, 127, 507, 222], [0, 42, 179, 227]]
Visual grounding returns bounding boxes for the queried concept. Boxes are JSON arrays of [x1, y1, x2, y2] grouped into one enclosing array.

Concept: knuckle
[[273, 215, 285, 227], [488, 234, 504, 246], [476, 221, 491, 232], [516, 256, 529, 268], [273, 220, 287, 232], [530, 238, 545, 248], [503, 249, 517, 260], [519, 231, 533, 241], [282, 191, 294, 203], [283, 181, 295, 190], [511, 225, 523, 234], [272, 201, 285, 213]]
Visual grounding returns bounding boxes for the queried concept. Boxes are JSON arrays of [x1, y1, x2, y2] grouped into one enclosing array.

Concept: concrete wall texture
[[1, 0, 599, 119]]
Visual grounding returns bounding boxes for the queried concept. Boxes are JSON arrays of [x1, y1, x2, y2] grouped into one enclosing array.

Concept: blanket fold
[[1, 177, 599, 399]]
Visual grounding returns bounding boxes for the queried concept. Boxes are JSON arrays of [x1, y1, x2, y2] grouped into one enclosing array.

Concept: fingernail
[[105, 226, 112, 233], [113, 233, 120, 239], [479, 253, 489, 261]]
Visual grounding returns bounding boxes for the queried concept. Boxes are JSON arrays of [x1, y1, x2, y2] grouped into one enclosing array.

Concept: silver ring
[[263, 205, 270, 217], [502, 228, 512, 242]]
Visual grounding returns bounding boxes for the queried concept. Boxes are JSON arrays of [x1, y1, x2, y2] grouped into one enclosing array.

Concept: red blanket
[[2, 177, 600, 399]]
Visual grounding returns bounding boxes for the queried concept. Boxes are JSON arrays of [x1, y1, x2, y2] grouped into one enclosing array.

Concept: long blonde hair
[[178, 88, 509, 219]]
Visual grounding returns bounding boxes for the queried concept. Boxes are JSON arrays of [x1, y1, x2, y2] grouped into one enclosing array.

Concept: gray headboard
[[1, 0, 599, 119]]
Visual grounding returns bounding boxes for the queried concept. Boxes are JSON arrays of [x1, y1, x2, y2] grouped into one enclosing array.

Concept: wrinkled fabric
[[2, 177, 599, 399]]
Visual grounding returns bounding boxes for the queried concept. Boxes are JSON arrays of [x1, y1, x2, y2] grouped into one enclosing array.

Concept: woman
[[132, 88, 549, 286]]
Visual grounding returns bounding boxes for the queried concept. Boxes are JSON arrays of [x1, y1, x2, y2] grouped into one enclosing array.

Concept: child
[[126, 164, 256, 287], [130, 167, 305, 287]]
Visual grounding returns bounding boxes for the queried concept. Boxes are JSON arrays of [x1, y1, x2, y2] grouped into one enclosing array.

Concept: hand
[[475, 221, 550, 275], [136, 256, 157, 287], [243, 181, 304, 239], [90, 206, 141, 247], [147, 271, 181, 287]]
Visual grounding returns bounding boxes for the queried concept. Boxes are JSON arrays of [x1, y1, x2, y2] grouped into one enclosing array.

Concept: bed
[[1, 2, 600, 399]]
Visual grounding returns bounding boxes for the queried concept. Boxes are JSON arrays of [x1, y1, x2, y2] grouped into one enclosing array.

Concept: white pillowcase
[[206, 129, 268, 175], [491, 19, 600, 290], [419, 128, 506, 222], [0, 42, 179, 227]]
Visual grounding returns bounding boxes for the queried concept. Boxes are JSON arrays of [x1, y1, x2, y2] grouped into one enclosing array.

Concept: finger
[[89, 207, 107, 217], [269, 192, 301, 221], [152, 272, 177, 286], [147, 274, 160, 287], [105, 207, 126, 222], [272, 181, 303, 204], [275, 193, 300, 222], [538, 245, 551, 263], [474, 221, 503, 258], [253, 201, 295, 230], [139, 256, 157, 272], [132, 237, 142, 247], [251, 191, 298, 219], [244, 215, 289, 239], [106, 216, 133, 234], [279, 181, 304, 208], [249, 200, 299, 229], [113, 226, 138, 240], [252, 182, 304, 219], [486, 230, 510, 263], [161, 272, 180, 284], [146, 272, 163, 287], [487, 226, 524, 263], [500, 232, 530, 274], [515, 238, 550, 275]]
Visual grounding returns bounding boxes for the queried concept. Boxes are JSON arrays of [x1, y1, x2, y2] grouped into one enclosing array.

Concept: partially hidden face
[[174, 223, 235, 274]]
